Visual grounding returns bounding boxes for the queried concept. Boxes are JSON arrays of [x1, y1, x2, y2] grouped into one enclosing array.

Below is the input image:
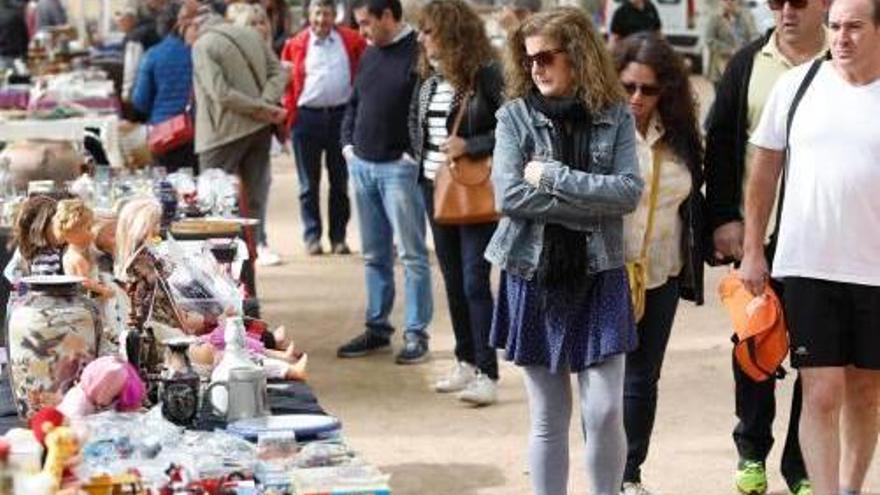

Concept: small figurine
[[52, 198, 114, 299], [28, 407, 79, 489], [56, 355, 145, 418], [42, 426, 80, 490]]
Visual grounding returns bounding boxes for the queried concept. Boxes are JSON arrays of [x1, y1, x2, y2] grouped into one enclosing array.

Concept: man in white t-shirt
[[740, 0, 880, 492]]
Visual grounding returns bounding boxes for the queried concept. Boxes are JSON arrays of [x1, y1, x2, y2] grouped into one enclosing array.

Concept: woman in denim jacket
[[487, 7, 643, 495]]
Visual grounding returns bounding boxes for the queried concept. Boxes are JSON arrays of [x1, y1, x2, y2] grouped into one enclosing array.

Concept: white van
[[601, 0, 708, 73]]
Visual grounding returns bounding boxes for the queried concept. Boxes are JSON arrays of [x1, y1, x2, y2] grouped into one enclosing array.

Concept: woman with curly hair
[[487, 7, 643, 494], [613, 32, 706, 495], [408, 0, 504, 405]]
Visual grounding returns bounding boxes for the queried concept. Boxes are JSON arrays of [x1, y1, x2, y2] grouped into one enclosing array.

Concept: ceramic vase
[[6, 276, 101, 418]]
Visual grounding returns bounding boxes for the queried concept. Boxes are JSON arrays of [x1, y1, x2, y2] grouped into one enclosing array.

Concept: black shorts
[[783, 277, 880, 369]]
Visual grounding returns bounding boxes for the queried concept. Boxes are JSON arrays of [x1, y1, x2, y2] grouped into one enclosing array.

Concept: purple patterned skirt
[[490, 268, 637, 374]]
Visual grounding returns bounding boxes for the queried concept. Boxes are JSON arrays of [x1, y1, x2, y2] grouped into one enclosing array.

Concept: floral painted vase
[[6, 275, 101, 419]]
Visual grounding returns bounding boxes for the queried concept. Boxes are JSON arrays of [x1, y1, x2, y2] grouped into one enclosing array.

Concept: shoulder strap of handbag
[[449, 89, 472, 138], [640, 149, 663, 260], [771, 53, 825, 242], [209, 28, 264, 92]]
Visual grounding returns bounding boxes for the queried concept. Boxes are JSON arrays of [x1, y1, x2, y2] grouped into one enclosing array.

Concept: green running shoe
[[790, 480, 813, 495], [736, 460, 768, 495]]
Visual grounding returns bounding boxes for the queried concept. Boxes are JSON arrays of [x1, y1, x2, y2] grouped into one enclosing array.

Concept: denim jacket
[[484, 98, 644, 280]]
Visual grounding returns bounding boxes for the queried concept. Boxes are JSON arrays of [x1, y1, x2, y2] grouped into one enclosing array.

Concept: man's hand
[[253, 106, 287, 124], [738, 251, 769, 296], [713, 221, 745, 262], [440, 136, 467, 160], [524, 161, 546, 187]]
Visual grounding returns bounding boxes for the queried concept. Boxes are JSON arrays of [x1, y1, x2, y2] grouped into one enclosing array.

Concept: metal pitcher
[[206, 367, 269, 421]]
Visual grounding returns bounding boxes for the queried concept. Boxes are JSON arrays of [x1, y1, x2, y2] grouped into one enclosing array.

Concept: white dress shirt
[[297, 29, 352, 108]]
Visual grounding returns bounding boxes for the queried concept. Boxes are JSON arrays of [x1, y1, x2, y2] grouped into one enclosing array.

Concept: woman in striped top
[[408, 0, 505, 406]]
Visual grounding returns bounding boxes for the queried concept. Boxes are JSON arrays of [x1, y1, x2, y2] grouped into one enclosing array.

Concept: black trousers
[[422, 181, 498, 379], [623, 278, 680, 483], [155, 140, 198, 175], [733, 277, 807, 488], [291, 107, 350, 245]]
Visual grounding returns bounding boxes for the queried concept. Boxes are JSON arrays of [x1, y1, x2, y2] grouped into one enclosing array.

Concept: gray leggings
[[523, 354, 627, 495]]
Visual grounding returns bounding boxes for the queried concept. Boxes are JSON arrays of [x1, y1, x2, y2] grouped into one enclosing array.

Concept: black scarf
[[525, 89, 593, 291]]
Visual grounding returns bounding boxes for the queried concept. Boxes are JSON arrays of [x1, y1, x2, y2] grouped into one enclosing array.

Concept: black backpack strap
[[771, 54, 827, 243]]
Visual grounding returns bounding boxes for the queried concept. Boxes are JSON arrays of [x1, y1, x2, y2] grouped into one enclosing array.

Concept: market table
[[0, 115, 124, 167], [0, 372, 325, 435]]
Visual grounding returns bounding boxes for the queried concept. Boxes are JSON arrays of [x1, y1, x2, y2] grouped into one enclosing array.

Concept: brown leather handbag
[[433, 91, 499, 225]]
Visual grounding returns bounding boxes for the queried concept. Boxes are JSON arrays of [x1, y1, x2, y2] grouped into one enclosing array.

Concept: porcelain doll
[[52, 199, 114, 299]]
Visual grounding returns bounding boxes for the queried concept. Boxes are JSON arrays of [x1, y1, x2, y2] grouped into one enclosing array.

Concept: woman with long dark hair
[[408, 0, 504, 405], [613, 32, 706, 495], [488, 7, 643, 494]]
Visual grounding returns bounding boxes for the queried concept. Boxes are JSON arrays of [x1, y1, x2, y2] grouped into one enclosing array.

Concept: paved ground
[[255, 77, 880, 494]]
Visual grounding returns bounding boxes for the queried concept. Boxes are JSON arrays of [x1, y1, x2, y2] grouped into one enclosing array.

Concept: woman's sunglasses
[[622, 82, 663, 97], [522, 48, 565, 71], [767, 0, 808, 10]]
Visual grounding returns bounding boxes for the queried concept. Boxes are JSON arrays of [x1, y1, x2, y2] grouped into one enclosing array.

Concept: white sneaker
[[621, 482, 654, 495], [257, 245, 282, 267], [434, 361, 476, 393], [458, 373, 497, 406]]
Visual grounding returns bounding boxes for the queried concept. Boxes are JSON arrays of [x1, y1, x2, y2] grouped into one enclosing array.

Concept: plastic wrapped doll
[[56, 356, 145, 419], [52, 199, 115, 299]]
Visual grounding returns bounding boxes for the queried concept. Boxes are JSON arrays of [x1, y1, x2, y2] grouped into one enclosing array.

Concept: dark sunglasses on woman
[[622, 83, 663, 97], [768, 0, 808, 10], [522, 48, 565, 71]]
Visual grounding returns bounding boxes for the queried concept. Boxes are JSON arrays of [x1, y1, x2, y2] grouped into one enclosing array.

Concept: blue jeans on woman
[[421, 181, 498, 379], [348, 155, 432, 339]]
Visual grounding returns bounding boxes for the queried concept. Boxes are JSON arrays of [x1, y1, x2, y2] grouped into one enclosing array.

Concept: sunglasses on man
[[768, 0, 808, 11]]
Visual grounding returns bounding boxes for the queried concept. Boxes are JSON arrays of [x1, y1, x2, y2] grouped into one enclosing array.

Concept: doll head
[[15, 195, 59, 263], [114, 197, 162, 281], [52, 199, 95, 247]]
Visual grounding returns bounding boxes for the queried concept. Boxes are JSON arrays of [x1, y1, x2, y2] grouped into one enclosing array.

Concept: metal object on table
[[205, 367, 269, 422]]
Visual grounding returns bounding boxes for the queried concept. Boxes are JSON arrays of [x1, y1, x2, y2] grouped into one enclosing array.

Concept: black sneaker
[[337, 332, 391, 358], [395, 334, 429, 365]]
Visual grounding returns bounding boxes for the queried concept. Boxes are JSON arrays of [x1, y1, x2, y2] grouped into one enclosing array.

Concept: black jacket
[[679, 169, 707, 305], [0, 1, 28, 59], [408, 61, 505, 173], [704, 30, 773, 232]]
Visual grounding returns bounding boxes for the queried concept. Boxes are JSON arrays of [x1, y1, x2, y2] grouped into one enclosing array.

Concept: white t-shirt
[[750, 62, 880, 286]]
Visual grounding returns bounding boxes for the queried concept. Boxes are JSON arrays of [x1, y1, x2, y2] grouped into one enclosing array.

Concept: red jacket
[[280, 26, 366, 130]]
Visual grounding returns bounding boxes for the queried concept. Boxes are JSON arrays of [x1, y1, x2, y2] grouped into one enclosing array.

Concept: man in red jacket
[[281, 0, 366, 256]]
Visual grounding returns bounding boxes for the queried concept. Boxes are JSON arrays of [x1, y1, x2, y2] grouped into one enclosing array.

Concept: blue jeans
[[292, 107, 350, 244], [348, 155, 432, 339]]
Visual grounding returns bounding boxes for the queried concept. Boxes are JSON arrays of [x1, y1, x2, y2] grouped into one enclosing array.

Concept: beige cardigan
[[192, 23, 288, 153]]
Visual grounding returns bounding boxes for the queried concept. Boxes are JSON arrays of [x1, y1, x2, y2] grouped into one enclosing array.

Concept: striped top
[[30, 248, 63, 276], [422, 79, 455, 180]]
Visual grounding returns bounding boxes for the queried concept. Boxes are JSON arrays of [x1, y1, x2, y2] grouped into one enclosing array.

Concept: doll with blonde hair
[[53, 199, 114, 299], [114, 197, 162, 282]]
